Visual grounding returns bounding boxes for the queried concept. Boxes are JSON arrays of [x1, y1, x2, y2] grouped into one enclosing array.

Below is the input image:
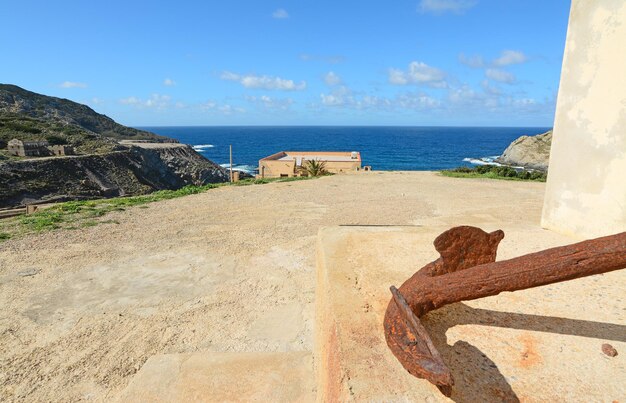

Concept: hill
[[0, 84, 229, 207], [0, 84, 174, 155]]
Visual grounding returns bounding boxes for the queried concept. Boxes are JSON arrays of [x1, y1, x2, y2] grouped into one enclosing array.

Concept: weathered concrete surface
[[316, 225, 626, 402], [542, 0, 626, 238], [118, 352, 315, 402]]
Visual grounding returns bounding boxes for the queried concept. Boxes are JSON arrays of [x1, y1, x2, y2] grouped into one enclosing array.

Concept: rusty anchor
[[383, 226, 626, 396]]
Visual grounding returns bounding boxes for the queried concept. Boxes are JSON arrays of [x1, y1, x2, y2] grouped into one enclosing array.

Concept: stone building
[[49, 144, 74, 156], [258, 151, 363, 178], [7, 139, 75, 157], [7, 139, 50, 157]]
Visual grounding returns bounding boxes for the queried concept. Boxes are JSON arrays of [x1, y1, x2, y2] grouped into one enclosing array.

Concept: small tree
[[299, 159, 328, 177]]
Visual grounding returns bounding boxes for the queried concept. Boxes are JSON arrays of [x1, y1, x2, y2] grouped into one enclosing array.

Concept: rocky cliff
[[496, 130, 552, 171], [0, 144, 229, 208]]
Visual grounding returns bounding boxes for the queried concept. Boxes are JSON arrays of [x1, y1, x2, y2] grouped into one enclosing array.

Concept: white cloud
[[493, 50, 527, 66], [388, 61, 447, 88], [324, 72, 341, 86], [200, 100, 245, 115], [272, 9, 289, 19], [220, 71, 240, 81], [320, 86, 351, 106], [486, 68, 516, 84], [90, 97, 104, 105], [119, 94, 171, 109], [458, 53, 485, 68], [60, 81, 87, 88], [200, 101, 217, 110], [246, 95, 294, 110], [480, 79, 501, 95], [145, 94, 171, 108], [441, 79, 557, 120], [163, 78, 176, 86], [320, 93, 345, 106], [319, 84, 439, 111], [418, 0, 477, 14], [218, 105, 240, 114], [221, 71, 306, 91], [448, 85, 480, 104], [388, 69, 408, 85], [396, 93, 441, 109], [120, 96, 140, 105]]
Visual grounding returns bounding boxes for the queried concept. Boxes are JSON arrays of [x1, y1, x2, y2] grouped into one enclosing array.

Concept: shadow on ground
[[421, 302, 626, 402]]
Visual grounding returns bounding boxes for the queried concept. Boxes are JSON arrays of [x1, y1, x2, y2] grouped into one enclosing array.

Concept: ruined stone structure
[[7, 139, 50, 157], [49, 144, 74, 156], [6, 139, 74, 157], [542, 0, 626, 238]]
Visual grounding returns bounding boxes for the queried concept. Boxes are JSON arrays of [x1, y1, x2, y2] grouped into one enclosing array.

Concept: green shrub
[[442, 165, 547, 182], [46, 135, 68, 145], [4, 121, 42, 134]]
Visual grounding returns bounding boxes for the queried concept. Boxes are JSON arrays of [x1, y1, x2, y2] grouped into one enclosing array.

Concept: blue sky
[[1, 0, 570, 126]]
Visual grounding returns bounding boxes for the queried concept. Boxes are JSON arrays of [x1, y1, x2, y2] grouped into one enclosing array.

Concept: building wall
[[260, 159, 362, 178], [323, 160, 362, 174], [541, 0, 626, 238], [7, 142, 24, 157], [260, 159, 297, 178]]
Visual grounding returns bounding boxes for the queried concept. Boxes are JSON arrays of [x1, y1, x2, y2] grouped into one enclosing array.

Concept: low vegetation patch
[[440, 165, 547, 182], [0, 176, 316, 242]]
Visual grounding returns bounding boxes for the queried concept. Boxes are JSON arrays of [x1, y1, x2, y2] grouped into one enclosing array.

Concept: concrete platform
[[315, 225, 626, 402], [118, 352, 315, 402]]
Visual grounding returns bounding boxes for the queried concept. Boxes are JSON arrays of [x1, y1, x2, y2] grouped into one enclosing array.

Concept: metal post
[[229, 144, 233, 183]]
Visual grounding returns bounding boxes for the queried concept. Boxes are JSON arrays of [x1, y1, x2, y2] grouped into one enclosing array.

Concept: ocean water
[[139, 126, 550, 174]]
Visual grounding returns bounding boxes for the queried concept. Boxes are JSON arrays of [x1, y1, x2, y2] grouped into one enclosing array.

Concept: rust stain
[[518, 335, 542, 368]]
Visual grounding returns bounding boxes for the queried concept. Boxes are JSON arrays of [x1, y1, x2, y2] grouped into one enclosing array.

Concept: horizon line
[[134, 124, 553, 129]]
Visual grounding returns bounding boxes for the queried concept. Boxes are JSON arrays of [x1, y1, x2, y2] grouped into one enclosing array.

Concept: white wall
[[542, 0, 626, 239]]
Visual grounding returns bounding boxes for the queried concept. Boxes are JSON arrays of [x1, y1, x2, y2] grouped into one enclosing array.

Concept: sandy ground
[[0, 172, 622, 401]]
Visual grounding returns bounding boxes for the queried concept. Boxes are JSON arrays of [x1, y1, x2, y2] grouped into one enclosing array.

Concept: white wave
[[463, 157, 503, 166], [463, 157, 528, 170], [219, 163, 257, 174], [192, 144, 215, 150]]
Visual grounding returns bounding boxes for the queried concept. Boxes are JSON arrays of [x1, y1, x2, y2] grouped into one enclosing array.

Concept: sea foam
[[463, 156, 503, 166], [219, 163, 257, 174], [192, 144, 215, 151]]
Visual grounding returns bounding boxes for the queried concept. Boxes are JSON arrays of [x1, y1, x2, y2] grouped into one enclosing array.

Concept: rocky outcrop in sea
[[496, 130, 552, 171]]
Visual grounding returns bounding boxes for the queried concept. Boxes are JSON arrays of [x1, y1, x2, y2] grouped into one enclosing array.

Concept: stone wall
[[541, 0, 626, 238]]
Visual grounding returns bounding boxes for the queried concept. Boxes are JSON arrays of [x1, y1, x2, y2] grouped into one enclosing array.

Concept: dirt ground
[[0, 172, 622, 401]]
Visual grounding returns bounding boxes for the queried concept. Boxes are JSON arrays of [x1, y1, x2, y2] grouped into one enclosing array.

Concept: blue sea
[[139, 126, 550, 174]]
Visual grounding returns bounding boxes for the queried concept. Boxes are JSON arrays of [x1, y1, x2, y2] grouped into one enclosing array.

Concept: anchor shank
[[402, 231, 626, 315]]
